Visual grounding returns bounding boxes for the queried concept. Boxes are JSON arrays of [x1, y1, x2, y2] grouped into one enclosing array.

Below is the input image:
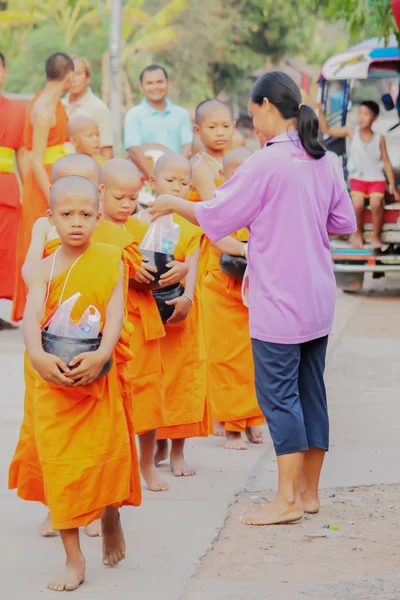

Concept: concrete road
[[1, 275, 400, 599]]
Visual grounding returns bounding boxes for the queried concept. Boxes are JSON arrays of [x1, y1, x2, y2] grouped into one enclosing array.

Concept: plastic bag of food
[[45, 292, 81, 337], [140, 214, 180, 254]]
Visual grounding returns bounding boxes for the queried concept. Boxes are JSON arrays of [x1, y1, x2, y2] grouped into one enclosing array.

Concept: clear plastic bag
[[241, 266, 249, 307], [140, 214, 180, 255], [46, 292, 101, 339]]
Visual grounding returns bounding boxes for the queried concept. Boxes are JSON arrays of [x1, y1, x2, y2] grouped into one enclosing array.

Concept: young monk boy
[[9, 154, 142, 538], [203, 147, 264, 450], [100, 158, 189, 490], [67, 116, 104, 165], [20, 176, 141, 591], [152, 152, 208, 477]]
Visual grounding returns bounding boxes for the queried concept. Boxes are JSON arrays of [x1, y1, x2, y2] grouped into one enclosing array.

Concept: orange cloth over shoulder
[[202, 229, 264, 432], [11, 94, 68, 322], [157, 214, 210, 440], [0, 97, 27, 300], [124, 216, 166, 434], [34, 242, 140, 529]]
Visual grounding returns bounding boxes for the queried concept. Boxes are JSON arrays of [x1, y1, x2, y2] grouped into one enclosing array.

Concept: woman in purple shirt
[[150, 72, 356, 526]]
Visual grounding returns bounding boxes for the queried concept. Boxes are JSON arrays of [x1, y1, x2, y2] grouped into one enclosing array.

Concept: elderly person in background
[[124, 65, 193, 180], [62, 56, 113, 160]]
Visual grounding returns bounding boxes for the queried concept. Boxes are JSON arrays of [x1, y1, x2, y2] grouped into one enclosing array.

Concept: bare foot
[[351, 233, 363, 249], [170, 451, 196, 477], [301, 492, 320, 514], [86, 518, 102, 537], [140, 461, 169, 491], [154, 439, 169, 466], [39, 512, 58, 538], [48, 560, 85, 592], [245, 426, 264, 444], [213, 421, 225, 437], [224, 431, 248, 450], [102, 509, 126, 568], [241, 498, 304, 526], [371, 236, 382, 250]]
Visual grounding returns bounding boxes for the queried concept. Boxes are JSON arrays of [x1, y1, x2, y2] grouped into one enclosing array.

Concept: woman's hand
[[159, 261, 188, 287], [132, 256, 158, 284], [166, 296, 192, 324], [389, 183, 400, 201], [148, 194, 177, 221]]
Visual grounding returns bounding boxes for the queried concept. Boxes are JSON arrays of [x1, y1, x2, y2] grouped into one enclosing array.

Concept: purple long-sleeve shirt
[[195, 131, 356, 344]]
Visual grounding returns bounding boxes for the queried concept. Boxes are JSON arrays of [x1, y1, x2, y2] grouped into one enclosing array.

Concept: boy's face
[[357, 105, 377, 129], [102, 177, 140, 224], [71, 125, 100, 158], [47, 193, 100, 247], [151, 163, 191, 199], [195, 109, 234, 153]]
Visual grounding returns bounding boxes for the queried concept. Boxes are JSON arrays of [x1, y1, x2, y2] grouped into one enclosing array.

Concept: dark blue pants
[[251, 336, 329, 456]]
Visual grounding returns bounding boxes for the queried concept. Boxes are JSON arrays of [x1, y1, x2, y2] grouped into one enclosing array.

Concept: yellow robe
[[157, 215, 210, 440], [202, 230, 264, 432]]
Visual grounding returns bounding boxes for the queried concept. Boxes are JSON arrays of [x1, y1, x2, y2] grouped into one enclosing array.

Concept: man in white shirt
[[62, 56, 113, 160]]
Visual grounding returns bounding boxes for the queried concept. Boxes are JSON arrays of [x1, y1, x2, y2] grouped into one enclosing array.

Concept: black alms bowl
[[41, 329, 112, 379], [152, 283, 184, 323], [129, 250, 175, 291], [220, 254, 247, 280]]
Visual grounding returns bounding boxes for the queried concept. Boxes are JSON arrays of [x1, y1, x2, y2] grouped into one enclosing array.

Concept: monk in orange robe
[[101, 159, 188, 491], [11, 52, 74, 323], [67, 116, 106, 166], [150, 153, 209, 477], [15, 176, 140, 591], [9, 155, 143, 539], [203, 148, 264, 450], [0, 53, 29, 327]]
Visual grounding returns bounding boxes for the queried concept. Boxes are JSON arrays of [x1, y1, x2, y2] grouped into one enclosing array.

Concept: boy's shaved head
[[223, 147, 252, 170], [154, 151, 191, 177], [195, 99, 233, 125], [101, 158, 140, 185], [52, 154, 101, 185], [50, 176, 99, 209], [67, 115, 97, 138]]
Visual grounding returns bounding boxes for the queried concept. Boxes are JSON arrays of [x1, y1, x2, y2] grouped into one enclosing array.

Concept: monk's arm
[[192, 162, 217, 201], [98, 262, 125, 359], [181, 143, 192, 159], [127, 146, 153, 180], [213, 236, 245, 256], [22, 218, 51, 285], [15, 147, 29, 182], [166, 246, 199, 324], [31, 111, 52, 201], [100, 146, 113, 160], [184, 246, 200, 299]]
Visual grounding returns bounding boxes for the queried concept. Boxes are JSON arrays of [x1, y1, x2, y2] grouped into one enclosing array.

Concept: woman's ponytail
[[250, 71, 326, 160]]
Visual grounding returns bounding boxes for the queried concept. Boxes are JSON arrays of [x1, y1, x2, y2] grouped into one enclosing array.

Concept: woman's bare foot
[[241, 497, 304, 526], [371, 235, 382, 250], [140, 460, 169, 491], [245, 426, 264, 444], [101, 508, 126, 568], [213, 421, 225, 437], [154, 439, 169, 466], [225, 431, 248, 450], [48, 559, 85, 592], [39, 512, 58, 538], [301, 491, 320, 514], [85, 518, 102, 537], [351, 233, 364, 249]]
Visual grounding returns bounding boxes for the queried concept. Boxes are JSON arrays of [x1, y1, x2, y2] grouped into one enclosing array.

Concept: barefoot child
[[67, 116, 105, 166], [152, 152, 209, 477], [19, 176, 141, 590], [100, 158, 185, 491], [203, 147, 265, 450], [319, 100, 399, 249]]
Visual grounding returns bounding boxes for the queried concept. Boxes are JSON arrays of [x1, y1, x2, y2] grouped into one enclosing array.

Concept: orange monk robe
[[34, 243, 140, 529], [124, 216, 166, 434], [12, 95, 69, 322], [202, 229, 264, 433], [157, 215, 210, 440], [9, 225, 143, 508], [0, 96, 27, 300]]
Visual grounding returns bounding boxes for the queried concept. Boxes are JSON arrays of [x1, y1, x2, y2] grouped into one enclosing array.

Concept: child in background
[[319, 100, 399, 249], [67, 116, 105, 166]]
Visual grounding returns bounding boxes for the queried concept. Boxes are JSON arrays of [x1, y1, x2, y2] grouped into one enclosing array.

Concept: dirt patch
[[183, 484, 400, 600]]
